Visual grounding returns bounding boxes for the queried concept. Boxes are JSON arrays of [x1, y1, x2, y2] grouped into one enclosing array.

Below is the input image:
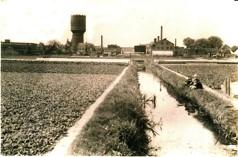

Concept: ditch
[[138, 72, 233, 157]]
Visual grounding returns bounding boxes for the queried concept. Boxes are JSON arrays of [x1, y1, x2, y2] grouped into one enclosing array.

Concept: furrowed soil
[[1, 61, 126, 155]]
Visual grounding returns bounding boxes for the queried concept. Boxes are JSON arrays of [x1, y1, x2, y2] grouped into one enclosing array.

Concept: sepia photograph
[[0, 0, 238, 156]]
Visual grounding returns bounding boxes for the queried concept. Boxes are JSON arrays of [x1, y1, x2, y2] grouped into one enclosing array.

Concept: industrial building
[[151, 38, 174, 51], [151, 26, 175, 51], [134, 45, 146, 53], [104, 44, 122, 56], [133, 26, 175, 56], [151, 26, 175, 56], [1, 39, 39, 55]]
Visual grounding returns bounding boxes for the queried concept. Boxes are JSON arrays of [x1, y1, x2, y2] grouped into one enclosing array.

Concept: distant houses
[[103, 44, 122, 56], [1, 39, 40, 55]]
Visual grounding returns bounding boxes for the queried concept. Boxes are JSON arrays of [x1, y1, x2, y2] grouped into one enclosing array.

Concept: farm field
[[163, 64, 238, 89], [1, 60, 126, 74], [1, 61, 126, 155]]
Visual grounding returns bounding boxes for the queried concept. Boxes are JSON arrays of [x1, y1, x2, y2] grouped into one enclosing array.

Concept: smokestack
[[157, 36, 160, 42], [175, 38, 177, 47], [160, 26, 163, 40], [101, 35, 103, 52], [154, 38, 157, 43]]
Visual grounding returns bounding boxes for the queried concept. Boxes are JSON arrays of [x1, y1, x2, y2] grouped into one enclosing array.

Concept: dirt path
[[36, 58, 130, 63], [45, 66, 129, 157], [2, 58, 130, 63], [138, 72, 233, 157]]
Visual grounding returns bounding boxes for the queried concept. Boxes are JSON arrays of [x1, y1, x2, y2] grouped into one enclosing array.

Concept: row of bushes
[[151, 64, 238, 145], [70, 65, 153, 155], [1, 60, 127, 74]]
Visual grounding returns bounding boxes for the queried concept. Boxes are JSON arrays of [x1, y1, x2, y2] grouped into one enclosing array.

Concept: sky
[[0, 0, 238, 47]]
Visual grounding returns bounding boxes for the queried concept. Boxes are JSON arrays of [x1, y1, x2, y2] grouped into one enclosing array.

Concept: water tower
[[71, 15, 86, 51]]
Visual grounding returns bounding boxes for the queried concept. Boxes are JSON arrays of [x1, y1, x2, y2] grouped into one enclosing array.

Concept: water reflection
[[138, 72, 229, 157]]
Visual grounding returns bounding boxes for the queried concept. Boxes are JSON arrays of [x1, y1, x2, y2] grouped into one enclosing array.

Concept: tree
[[65, 39, 71, 49], [208, 36, 223, 49], [183, 37, 195, 48], [64, 39, 72, 54], [45, 40, 63, 54], [231, 45, 238, 52], [194, 38, 210, 48], [38, 42, 45, 54], [219, 44, 231, 57]]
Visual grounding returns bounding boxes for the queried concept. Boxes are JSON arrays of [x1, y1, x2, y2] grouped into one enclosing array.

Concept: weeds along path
[[45, 66, 129, 156], [138, 72, 230, 157]]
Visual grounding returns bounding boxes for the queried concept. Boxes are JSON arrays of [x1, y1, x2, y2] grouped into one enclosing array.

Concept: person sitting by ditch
[[190, 74, 203, 89], [184, 76, 193, 87], [184, 74, 203, 89]]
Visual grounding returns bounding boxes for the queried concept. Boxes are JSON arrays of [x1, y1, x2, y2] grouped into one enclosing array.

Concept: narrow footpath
[[138, 72, 232, 157], [45, 67, 128, 156]]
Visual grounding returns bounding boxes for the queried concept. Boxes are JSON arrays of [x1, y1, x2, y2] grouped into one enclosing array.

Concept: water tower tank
[[71, 15, 86, 51]]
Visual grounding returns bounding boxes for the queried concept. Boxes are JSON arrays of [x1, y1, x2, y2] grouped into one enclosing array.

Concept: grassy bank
[[71, 65, 152, 156], [151, 64, 238, 145], [163, 64, 238, 89]]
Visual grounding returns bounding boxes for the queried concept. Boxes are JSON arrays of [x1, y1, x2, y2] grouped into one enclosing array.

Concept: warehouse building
[[134, 45, 146, 54], [1, 39, 40, 55], [151, 26, 175, 56]]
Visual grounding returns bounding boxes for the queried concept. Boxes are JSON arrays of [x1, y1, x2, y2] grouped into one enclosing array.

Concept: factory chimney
[[160, 26, 163, 40], [101, 35, 104, 53], [157, 36, 160, 42], [154, 38, 157, 43], [175, 38, 177, 47]]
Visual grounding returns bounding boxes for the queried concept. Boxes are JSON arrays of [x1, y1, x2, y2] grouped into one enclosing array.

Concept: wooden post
[[225, 78, 227, 94], [130, 53, 132, 64], [153, 95, 156, 108], [143, 96, 146, 109], [227, 77, 230, 96], [225, 77, 231, 96]]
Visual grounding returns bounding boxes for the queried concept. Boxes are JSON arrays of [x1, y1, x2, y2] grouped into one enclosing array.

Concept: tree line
[[183, 36, 238, 57]]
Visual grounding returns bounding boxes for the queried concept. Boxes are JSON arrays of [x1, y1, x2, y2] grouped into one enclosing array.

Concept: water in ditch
[[138, 72, 232, 157]]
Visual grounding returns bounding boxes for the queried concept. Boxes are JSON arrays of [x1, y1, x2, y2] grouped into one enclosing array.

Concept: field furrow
[[1, 72, 117, 155]]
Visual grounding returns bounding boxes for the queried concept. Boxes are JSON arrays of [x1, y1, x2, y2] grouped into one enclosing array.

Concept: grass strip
[[151, 64, 238, 145], [71, 65, 152, 156]]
